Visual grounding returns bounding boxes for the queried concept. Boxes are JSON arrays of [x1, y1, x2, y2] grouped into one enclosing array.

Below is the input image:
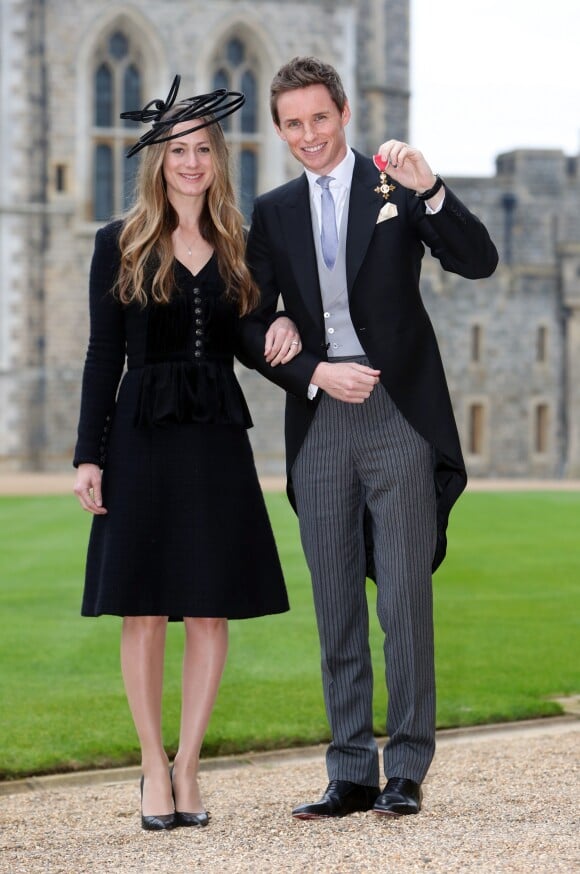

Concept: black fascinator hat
[[121, 74, 245, 158]]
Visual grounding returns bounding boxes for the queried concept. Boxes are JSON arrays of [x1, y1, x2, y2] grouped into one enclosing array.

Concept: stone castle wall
[[1, 0, 579, 480]]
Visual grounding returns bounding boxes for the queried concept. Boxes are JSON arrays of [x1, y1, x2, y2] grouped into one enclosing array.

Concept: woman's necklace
[[177, 227, 196, 257]]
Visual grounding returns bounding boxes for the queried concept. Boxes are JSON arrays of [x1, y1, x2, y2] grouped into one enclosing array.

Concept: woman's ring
[[291, 340, 299, 346]]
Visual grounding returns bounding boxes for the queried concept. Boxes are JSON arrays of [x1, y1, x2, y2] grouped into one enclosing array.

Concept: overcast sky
[[410, 0, 579, 177]]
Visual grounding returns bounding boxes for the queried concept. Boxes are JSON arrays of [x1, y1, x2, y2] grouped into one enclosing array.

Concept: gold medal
[[374, 170, 396, 201]]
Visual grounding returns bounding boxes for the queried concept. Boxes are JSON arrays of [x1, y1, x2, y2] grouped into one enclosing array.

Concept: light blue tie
[[316, 175, 338, 270]]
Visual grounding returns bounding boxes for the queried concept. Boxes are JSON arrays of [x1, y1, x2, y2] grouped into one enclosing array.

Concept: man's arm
[[376, 140, 498, 278], [421, 186, 498, 278], [239, 201, 322, 397], [241, 200, 383, 404]]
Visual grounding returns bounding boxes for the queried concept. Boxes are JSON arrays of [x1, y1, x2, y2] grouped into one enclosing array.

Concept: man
[[240, 57, 498, 819]]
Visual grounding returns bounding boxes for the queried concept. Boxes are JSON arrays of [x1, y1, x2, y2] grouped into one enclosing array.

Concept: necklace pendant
[[177, 227, 194, 257]]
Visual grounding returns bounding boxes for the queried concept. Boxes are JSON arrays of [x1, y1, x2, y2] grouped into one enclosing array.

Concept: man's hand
[[264, 316, 302, 366], [376, 140, 444, 209], [312, 361, 381, 403], [73, 463, 107, 515]]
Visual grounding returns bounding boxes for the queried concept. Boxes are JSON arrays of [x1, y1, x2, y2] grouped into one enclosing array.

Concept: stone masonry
[[0, 0, 579, 479]]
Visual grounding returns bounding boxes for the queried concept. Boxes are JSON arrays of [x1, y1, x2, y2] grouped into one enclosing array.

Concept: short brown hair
[[270, 56, 347, 125]]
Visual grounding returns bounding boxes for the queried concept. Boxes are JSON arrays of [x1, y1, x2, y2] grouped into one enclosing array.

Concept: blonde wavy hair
[[116, 109, 259, 315]]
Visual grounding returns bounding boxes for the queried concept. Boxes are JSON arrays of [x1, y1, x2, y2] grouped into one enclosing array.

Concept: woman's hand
[[264, 316, 302, 367], [73, 463, 108, 515]]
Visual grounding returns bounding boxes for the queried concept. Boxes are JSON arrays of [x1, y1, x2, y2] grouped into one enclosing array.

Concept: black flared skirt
[[81, 371, 289, 620]]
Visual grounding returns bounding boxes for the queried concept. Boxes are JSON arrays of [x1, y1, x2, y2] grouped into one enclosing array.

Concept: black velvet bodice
[[74, 221, 252, 469]]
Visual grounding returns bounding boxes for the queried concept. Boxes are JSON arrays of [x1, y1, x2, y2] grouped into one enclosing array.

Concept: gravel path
[[2, 476, 578, 871], [1, 718, 578, 873], [1, 473, 580, 495]]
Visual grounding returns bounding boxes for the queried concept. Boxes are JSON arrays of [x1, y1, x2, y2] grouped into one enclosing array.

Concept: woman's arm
[[73, 224, 126, 469]]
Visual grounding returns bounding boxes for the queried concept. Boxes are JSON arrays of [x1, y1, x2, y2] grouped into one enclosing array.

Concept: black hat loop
[[121, 75, 245, 157]]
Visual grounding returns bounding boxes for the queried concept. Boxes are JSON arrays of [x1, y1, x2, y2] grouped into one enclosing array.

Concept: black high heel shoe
[[140, 775, 176, 831], [170, 765, 210, 828]]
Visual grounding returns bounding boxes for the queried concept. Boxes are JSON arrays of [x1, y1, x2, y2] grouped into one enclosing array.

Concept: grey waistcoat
[[310, 192, 365, 358]]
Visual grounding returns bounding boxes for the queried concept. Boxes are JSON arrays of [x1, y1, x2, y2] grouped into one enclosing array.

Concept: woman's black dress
[[73, 221, 289, 620]]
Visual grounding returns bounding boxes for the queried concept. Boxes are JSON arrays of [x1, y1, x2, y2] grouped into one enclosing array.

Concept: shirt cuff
[[425, 191, 445, 215], [307, 383, 319, 400]]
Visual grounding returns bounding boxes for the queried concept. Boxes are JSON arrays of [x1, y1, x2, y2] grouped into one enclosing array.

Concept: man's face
[[274, 84, 351, 176]]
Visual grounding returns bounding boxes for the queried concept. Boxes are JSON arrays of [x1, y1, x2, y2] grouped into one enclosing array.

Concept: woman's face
[[162, 121, 216, 203]]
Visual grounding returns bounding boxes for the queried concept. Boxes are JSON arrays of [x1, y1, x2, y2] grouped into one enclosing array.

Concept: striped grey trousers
[[291, 376, 437, 787]]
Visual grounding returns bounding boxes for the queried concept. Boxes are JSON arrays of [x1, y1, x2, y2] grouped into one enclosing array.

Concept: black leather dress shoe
[[292, 780, 380, 819], [373, 777, 422, 816]]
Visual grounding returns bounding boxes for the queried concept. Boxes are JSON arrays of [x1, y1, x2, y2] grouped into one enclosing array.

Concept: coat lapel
[[346, 151, 385, 293], [277, 175, 323, 327]]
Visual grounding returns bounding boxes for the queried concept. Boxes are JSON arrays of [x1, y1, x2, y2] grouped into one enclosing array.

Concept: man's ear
[[342, 100, 352, 128]]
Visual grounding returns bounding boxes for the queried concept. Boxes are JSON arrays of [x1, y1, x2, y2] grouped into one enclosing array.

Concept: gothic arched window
[[212, 37, 261, 221], [91, 29, 142, 221]]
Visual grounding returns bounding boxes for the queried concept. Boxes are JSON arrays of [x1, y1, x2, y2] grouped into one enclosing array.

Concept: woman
[[73, 78, 298, 831]]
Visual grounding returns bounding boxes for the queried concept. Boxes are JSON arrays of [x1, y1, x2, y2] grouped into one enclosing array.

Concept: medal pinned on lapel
[[373, 154, 396, 201]]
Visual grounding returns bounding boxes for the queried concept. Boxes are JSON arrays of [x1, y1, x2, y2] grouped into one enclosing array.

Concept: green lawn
[[0, 491, 578, 780]]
